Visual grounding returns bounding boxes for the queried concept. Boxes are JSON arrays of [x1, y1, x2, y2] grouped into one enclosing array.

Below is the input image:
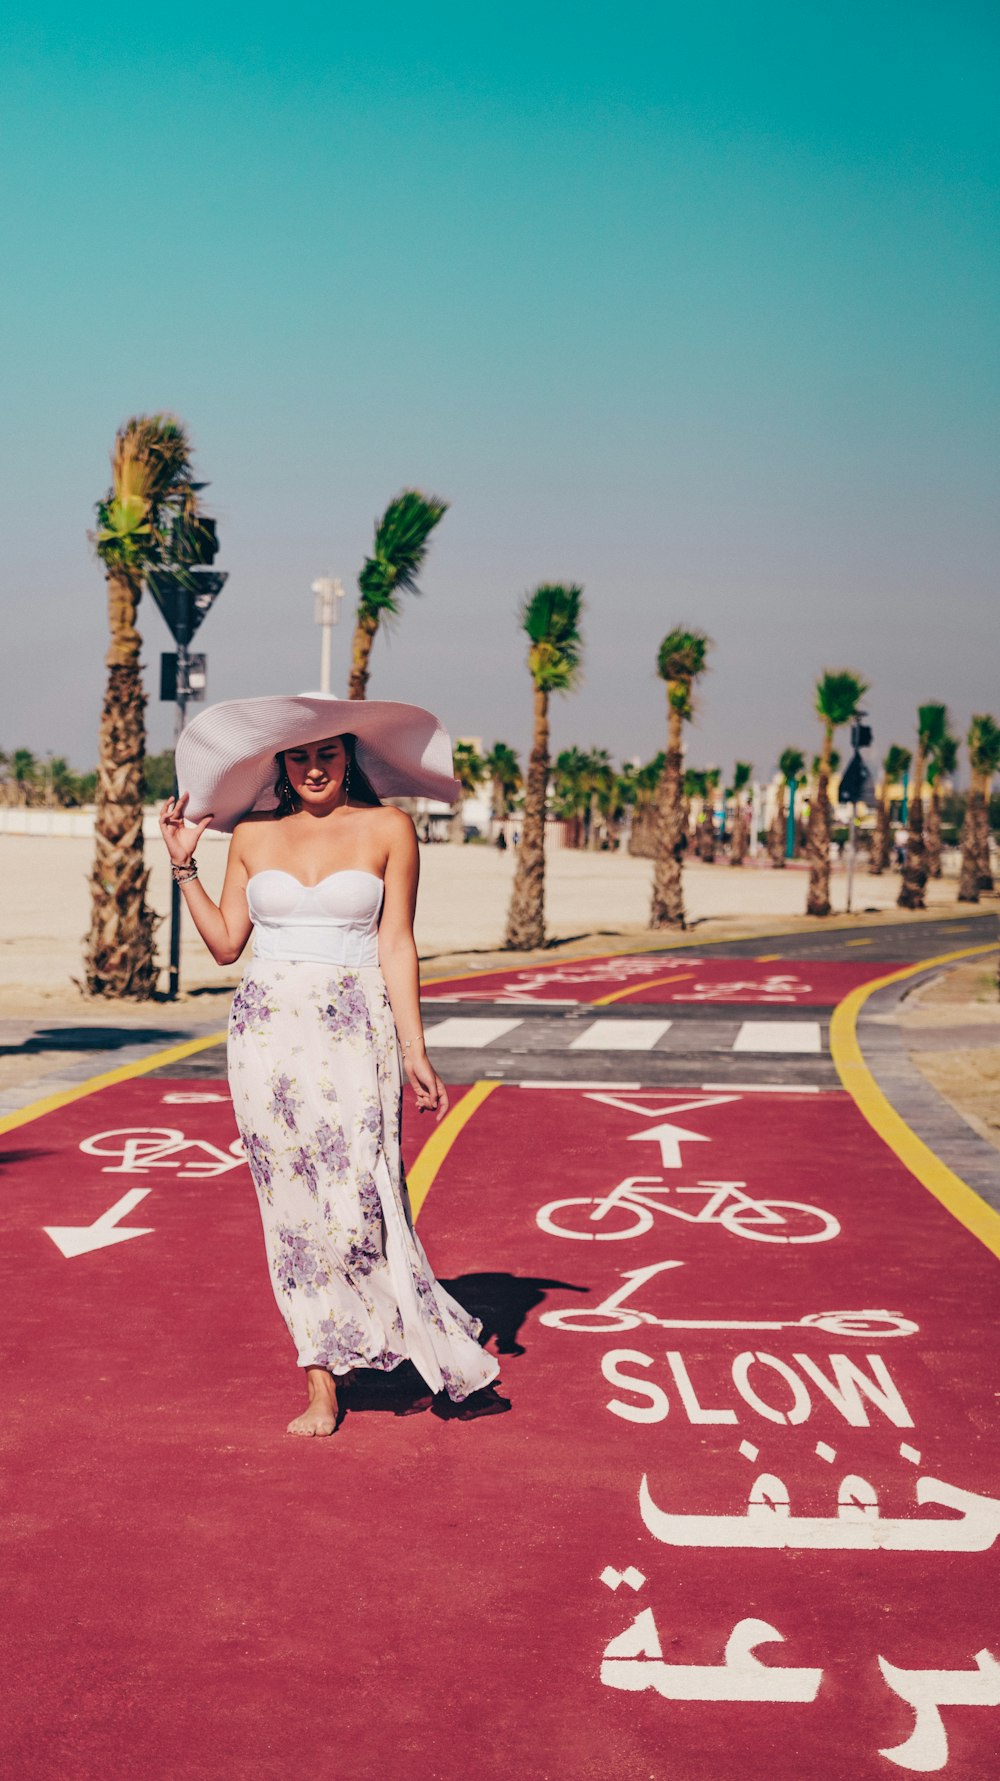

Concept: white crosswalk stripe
[[569, 1019, 672, 1051], [732, 1020, 822, 1053], [420, 1013, 827, 1057], [422, 1016, 524, 1048]]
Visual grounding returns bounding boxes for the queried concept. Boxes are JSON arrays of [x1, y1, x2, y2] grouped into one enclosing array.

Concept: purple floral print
[[315, 1118, 350, 1180], [275, 1224, 330, 1299], [239, 1126, 275, 1200], [270, 1071, 301, 1132], [292, 1145, 319, 1197], [230, 978, 273, 1036], [319, 973, 372, 1043]]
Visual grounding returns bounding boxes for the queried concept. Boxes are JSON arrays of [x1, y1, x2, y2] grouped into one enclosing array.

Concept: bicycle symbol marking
[[536, 1177, 840, 1244], [80, 1126, 246, 1178]]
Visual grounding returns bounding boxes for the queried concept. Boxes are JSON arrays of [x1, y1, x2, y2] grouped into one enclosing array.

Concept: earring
[[343, 758, 352, 802]]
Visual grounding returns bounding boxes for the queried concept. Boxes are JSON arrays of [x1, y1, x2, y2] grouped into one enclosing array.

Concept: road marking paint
[[406, 1080, 500, 1219], [846, 938, 873, 947], [518, 1080, 644, 1089], [829, 943, 1000, 1258], [755, 954, 781, 961], [594, 972, 695, 1006], [700, 1082, 823, 1093], [0, 1031, 228, 1136], [733, 1022, 822, 1053], [423, 1017, 523, 1048], [570, 1019, 672, 1052]]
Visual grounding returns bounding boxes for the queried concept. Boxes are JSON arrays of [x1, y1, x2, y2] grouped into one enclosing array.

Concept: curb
[[830, 944, 1000, 1258]]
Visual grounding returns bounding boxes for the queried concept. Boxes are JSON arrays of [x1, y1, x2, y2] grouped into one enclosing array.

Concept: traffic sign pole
[[149, 533, 227, 1002]]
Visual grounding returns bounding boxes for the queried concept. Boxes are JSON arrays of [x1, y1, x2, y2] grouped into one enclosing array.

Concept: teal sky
[[2, 1, 997, 781]]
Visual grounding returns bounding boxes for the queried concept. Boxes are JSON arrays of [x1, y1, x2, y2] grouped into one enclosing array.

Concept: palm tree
[[870, 744, 911, 875], [698, 767, 722, 861], [958, 715, 1000, 901], [504, 585, 584, 949], [806, 670, 869, 917], [483, 742, 522, 835], [768, 749, 804, 867], [83, 415, 207, 998], [898, 703, 948, 911], [729, 762, 753, 865], [628, 753, 666, 857], [347, 490, 448, 700], [926, 732, 957, 879], [450, 740, 484, 843], [12, 747, 37, 807], [584, 747, 615, 851], [649, 630, 710, 928], [552, 746, 590, 847]]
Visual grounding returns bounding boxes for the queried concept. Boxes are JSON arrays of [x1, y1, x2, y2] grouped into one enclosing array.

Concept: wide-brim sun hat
[[174, 691, 462, 835]]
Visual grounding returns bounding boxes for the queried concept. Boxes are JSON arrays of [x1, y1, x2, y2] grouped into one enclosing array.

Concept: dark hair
[[273, 733, 382, 815]]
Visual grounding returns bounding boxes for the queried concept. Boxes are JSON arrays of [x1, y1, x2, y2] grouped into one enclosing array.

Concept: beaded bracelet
[[171, 858, 199, 883]]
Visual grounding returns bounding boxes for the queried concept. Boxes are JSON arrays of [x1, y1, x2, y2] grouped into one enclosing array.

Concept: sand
[[0, 829, 972, 1019]]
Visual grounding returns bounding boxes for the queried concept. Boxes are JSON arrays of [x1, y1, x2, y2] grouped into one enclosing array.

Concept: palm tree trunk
[[976, 785, 994, 892], [82, 571, 161, 998], [898, 749, 928, 909], [588, 792, 601, 851], [806, 737, 833, 917], [958, 778, 981, 902], [767, 787, 786, 867], [731, 804, 748, 865], [650, 696, 685, 927], [926, 787, 942, 879], [347, 611, 378, 700], [870, 783, 890, 874], [504, 686, 549, 949]]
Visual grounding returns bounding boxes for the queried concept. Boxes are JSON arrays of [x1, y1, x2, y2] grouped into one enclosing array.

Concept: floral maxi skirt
[[227, 958, 500, 1403]]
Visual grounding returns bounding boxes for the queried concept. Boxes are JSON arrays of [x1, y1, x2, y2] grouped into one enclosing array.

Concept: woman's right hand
[[159, 791, 215, 866]]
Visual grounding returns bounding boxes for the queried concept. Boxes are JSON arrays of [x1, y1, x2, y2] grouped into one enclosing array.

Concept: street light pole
[[312, 577, 345, 693]]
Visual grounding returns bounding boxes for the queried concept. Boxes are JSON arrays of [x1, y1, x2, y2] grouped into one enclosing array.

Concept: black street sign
[[838, 750, 876, 804], [148, 570, 227, 645], [160, 652, 207, 702]]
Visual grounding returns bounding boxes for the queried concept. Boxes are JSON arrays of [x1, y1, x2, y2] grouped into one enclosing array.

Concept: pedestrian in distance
[[160, 691, 506, 1437]]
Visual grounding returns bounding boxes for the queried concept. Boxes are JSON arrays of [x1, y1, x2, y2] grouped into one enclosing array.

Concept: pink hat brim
[[174, 693, 462, 834]]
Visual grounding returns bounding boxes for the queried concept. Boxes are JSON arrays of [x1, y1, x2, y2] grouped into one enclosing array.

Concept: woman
[[161, 691, 503, 1437]]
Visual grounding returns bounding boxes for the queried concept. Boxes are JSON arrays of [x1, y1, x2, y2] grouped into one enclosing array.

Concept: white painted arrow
[[44, 1188, 154, 1257], [627, 1122, 710, 1169]]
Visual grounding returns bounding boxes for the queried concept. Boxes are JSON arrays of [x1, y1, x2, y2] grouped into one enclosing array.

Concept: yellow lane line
[[407, 1080, 501, 1221], [846, 938, 873, 947], [828, 944, 1000, 1259], [756, 953, 781, 961], [594, 971, 696, 1007], [0, 1030, 228, 1137]]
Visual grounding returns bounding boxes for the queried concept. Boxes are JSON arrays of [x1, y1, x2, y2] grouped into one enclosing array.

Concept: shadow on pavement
[[0, 1026, 181, 1058]]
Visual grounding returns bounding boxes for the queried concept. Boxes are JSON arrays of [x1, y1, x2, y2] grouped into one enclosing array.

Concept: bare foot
[[287, 1366, 339, 1437]]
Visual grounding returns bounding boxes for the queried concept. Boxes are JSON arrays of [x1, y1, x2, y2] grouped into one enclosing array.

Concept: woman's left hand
[[404, 1047, 449, 1120]]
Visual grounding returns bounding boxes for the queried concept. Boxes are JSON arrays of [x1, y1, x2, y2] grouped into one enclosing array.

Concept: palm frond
[[357, 489, 448, 621], [657, 628, 710, 685], [520, 584, 584, 693], [814, 669, 869, 728], [917, 702, 948, 754], [884, 744, 912, 779], [778, 747, 805, 781]]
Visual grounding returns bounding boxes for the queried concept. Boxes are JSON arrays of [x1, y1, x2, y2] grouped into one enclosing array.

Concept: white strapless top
[[246, 869, 384, 967]]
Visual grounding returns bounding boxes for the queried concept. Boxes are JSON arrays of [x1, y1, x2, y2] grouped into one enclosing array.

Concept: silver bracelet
[[172, 858, 199, 883]]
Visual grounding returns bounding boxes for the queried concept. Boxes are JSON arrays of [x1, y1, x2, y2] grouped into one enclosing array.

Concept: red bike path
[[422, 954, 896, 1005], [2, 991, 999, 1776]]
